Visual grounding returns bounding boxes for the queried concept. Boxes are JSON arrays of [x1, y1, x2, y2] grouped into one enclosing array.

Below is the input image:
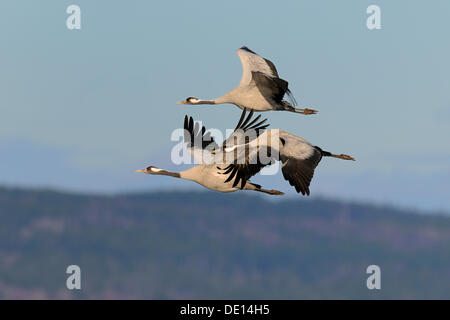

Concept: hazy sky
[[1, 0, 449, 211]]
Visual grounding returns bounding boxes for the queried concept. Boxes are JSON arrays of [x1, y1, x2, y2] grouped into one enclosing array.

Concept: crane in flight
[[136, 110, 283, 195], [177, 46, 317, 115], [136, 110, 354, 196]]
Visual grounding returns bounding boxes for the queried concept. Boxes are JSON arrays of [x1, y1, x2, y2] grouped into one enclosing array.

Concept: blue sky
[[1, 0, 449, 211]]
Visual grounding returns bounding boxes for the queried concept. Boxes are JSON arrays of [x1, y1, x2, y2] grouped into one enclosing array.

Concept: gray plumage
[[217, 114, 355, 195], [177, 46, 317, 115], [136, 110, 283, 196], [137, 110, 354, 196]]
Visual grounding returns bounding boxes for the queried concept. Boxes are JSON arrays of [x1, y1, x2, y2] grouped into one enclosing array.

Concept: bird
[[136, 110, 354, 196], [216, 112, 355, 195], [135, 110, 285, 195], [176, 46, 317, 115]]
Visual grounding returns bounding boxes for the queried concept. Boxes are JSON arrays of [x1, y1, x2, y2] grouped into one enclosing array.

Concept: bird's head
[[135, 166, 162, 175], [176, 97, 200, 105]]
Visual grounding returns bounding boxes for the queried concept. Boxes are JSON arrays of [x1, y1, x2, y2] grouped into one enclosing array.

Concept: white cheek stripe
[[150, 168, 163, 172]]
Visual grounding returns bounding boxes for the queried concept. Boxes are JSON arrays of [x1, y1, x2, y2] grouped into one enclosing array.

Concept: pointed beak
[[176, 100, 187, 105], [341, 155, 356, 161], [135, 169, 146, 173]]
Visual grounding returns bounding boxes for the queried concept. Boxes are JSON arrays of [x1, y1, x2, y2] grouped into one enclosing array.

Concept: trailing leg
[[244, 182, 284, 195]]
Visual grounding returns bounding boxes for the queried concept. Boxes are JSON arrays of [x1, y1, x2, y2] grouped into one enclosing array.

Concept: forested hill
[[1, 186, 450, 299]]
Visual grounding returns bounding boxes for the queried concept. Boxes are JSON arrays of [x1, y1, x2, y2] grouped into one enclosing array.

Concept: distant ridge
[[1, 187, 450, 299]]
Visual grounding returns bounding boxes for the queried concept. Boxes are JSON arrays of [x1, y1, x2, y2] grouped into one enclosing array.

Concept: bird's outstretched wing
[[219, 145, 273, 189], [237, 46, 279, 86], [237, 46, 297, 106], [216, 110, 271, 189], [183, 115, 219, 164], [251, 71, 297, 106], [221, 109, 269, 150], [279, 135, 322, 195], [220, 131, 323, 195]]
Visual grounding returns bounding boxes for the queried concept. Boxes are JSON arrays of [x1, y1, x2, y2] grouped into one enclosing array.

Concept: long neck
[[196, 100, 216, 104], [213, 92, 233, 105], [193, 99, 216, 105], [153, 169, 180, 178], [194, 91, 233, 105], [179, 166, 203, 182]]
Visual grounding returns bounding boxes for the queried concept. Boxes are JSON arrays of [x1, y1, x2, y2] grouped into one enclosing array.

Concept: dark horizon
[[2, 186, 450, 299], [0, 184, 447, 217]]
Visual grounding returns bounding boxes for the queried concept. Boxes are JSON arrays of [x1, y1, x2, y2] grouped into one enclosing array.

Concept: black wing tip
[[282, 156, 318, 197], [184, 115, 194, 134], [293, 184, 310, 196], [239, 46, 257, 54], [183, 115, 218, 151], [286, 88, 298, 106], [235, 109, 269, 132]]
